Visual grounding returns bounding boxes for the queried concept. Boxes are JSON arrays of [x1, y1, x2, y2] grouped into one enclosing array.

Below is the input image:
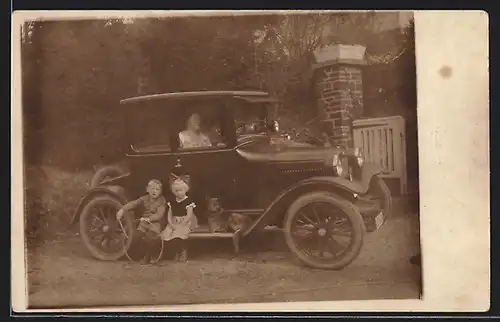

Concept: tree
[[125, 15, 279, 93], [21, 15, 278, 170], [362, 20, 416, 118], [22, 19, 143, 169], [253, 12, 385, 122]]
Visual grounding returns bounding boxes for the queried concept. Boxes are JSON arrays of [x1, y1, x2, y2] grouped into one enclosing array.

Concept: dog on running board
[[206, 197, 228, 233], [206, 197, 252, 233], [227, 212, 252, 232]]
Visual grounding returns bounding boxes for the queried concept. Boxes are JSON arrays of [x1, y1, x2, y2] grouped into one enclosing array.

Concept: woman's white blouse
[[178, 130, 212, 149]]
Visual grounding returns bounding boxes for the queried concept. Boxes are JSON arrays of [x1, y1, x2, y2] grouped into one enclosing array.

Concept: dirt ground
[[26, 212, 421, 309]]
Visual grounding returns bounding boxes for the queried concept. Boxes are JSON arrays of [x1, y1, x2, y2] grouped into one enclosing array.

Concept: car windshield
[[233, 101, 270, 137]]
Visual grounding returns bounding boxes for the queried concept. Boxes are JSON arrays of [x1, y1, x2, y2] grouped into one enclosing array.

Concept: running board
[[226, 209, 265, 217], [190, 227, 242, 254]]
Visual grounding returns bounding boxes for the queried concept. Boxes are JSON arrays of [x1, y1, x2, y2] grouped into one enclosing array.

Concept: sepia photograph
[[18, 10, 424, 309]]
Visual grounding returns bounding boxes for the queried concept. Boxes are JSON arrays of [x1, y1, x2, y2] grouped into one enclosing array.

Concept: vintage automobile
[[70, 90, 392, 270]]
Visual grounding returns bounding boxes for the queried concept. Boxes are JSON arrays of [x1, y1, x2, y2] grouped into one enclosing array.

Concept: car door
[[174, 148, 239, 208], [124, 103, 180, 199], [171, 102, 242, 216]]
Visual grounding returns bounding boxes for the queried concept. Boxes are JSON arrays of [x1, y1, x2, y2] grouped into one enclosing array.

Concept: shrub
[[24, 165, 93, 245]]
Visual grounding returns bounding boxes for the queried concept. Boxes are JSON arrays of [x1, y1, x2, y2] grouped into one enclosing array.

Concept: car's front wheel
[[284, 191, 365, 270]]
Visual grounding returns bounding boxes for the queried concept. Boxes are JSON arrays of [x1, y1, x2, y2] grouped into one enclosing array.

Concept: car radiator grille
[[279, 167, 324, 174]]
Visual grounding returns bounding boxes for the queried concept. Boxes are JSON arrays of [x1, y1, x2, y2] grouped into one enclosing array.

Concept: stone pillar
[[313, 44, 366, 148]]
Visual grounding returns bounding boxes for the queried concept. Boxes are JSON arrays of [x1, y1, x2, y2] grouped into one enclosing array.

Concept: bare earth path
[[27, 214, 421, 308]]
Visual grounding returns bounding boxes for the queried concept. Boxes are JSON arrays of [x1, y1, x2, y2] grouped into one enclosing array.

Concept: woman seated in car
[[179, 113, 212, 149]]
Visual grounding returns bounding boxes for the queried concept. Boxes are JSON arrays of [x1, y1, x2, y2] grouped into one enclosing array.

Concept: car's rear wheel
[[79, 196, 134, 261], [284, 191, 365, 270]]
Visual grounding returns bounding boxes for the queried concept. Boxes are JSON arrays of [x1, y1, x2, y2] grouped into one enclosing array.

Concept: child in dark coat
[[116, 179, 166, 264]]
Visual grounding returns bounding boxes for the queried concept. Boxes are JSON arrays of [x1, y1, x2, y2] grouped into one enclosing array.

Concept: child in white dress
[[160, 177, 198, 261]]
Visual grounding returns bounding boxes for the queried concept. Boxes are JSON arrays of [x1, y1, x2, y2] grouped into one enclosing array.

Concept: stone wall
[[315, 64, 364, 148]]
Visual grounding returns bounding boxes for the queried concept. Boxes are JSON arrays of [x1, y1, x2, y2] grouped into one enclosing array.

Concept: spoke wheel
[[80, 196, 134, 261], [284, 191, 365, 270]]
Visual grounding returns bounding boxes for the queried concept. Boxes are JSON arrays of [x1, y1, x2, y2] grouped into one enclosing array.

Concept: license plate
[[375, 211, 384, 230]]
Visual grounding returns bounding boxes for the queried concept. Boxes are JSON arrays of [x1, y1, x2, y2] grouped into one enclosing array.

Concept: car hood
[[236, 136, 342, 163]]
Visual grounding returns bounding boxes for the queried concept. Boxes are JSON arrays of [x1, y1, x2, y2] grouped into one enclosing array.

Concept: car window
[[177, 104, 230, 150], [129, 110, 172, 152]]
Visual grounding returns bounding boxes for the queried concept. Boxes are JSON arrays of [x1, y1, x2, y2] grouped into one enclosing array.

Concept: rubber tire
[[369, 175, 393, 224], [79, 196, 134, 261], [284, 191, 365, 270], [90, 165, 126, 188]]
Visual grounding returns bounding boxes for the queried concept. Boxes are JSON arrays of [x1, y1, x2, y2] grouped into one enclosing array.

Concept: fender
[[241, 162, 385, 236], [356, 162, 388, 193], [68, 185, 129, 229], [98, 172, 130, 187]]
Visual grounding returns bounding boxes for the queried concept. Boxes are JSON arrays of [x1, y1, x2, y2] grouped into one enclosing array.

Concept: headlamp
[[354, 148, 364, 167], [332, 154, 344, 176], [273, 121, 280, 132]]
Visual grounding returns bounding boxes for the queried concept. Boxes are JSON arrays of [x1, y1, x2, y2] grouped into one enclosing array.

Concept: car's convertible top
[[120, 90, 278, 105]]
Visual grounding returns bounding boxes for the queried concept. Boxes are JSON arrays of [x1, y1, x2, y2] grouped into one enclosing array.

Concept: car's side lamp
[[268, 120, 280, 133]]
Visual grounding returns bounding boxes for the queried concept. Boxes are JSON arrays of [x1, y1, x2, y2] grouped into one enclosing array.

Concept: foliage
[[254, 12, 385, 114], [25, 165, 92, 245], [363, 20, 416, 118]]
